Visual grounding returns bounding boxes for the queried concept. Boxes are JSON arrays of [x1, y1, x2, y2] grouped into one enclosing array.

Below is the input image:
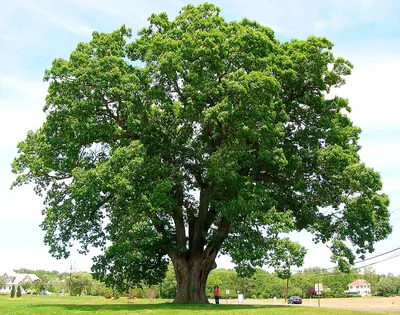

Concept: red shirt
[[213, 288, 220, 296]]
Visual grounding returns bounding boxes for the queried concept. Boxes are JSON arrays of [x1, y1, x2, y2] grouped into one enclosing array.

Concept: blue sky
[[1, 0, 400, 275]]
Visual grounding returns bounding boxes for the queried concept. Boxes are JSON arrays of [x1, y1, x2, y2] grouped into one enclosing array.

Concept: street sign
[[315, 283, 323, 295]]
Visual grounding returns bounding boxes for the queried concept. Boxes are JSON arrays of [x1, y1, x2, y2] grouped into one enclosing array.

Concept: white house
[[346, 279, 371, 296], [0, 272, 41, 294]]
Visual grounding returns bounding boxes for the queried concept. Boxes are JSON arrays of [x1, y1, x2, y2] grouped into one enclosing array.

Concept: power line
[[355, 252, 400, 270], [353, 246, 400, 264], [390, 206, 400, 214], [287, 246, 400, 274]]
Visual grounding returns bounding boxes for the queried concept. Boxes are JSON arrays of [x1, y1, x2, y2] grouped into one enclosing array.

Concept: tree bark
[[171, 254, 217, 303]]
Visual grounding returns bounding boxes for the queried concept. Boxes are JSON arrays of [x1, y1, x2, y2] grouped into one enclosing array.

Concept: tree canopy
[[12, 3, 391, 303]]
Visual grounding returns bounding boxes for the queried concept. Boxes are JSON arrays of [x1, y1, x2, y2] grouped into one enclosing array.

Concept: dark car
[[288, 296, 302, 304]]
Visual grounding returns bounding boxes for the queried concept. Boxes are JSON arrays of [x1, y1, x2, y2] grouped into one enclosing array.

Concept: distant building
[[0, 272, 41, 294], [346, 279, 371, 296]]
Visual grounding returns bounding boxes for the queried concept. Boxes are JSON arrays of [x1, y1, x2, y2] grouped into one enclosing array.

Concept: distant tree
[[89, 280, 107, 296], [10, 285, 15, 298], [271, 239, 306, 300], [68, 272, 94, 296], [16, 285, 22, 297], [20, 281, 32, 293], [160, 264, 177, 299], [288, 286, 303, 297], [12, 3, 392, 303], [0, 276, 5, 291], [363, 267, 379, 295], [31, 280, 44, 295], [375, 277, 397, 297]]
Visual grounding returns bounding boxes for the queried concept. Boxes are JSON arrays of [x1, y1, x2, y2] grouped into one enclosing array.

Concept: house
[[346, 279, 371, 296], [0, 272, 41, 294]]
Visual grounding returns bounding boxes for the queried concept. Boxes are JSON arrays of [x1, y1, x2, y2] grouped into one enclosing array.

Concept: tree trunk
[[171, 255, 217, 303]]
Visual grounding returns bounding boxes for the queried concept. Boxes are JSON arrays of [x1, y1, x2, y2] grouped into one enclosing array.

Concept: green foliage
[[288, 286, 303, 297], [271, 239, 306, 280], [159, 264, 177, 299], [89, 280, 107, 296], [0, 276, 5, 290], [20, 281, 32, 293], [363, 267, 379, 295], [16, 285, 22, 298], [31, 281, 45, 295], [12, 2, 391, 302], [113, 290, 120, 299], [67, 272, 96, 296], [103, 288, 113, 299], [10, 284, 16, 298], [375, 277, 397, 297], [13, 268, 104, 296]]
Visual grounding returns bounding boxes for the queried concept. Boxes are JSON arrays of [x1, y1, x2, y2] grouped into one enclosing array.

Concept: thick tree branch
[[172, 183, 186, 247], [190, 188, 210, 256], [203, 216, 231, 259]]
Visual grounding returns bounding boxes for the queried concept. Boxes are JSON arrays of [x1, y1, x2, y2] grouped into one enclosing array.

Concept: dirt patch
[[223, 296, 400, 313], [307, 296, 400, 312]]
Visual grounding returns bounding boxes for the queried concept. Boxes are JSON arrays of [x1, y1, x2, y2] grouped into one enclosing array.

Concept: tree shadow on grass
[[28, 303, 291, 312]]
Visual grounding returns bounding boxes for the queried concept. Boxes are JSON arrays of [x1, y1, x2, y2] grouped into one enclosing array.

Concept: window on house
[[356, 286, 359, 289], [349, 286, 353, 289]]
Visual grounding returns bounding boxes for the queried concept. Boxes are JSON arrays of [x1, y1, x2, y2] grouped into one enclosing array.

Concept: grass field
[[0, 295, 398, 315]]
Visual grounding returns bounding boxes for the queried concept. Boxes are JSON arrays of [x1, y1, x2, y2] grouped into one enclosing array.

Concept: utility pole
[[69, 265, 72, 296]]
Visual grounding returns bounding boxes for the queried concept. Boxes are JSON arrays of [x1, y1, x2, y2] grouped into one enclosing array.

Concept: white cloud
[[8, 0, 94, 36]]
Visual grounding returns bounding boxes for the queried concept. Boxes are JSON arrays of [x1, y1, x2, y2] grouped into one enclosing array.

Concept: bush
[[333, 290, 346, 298], [103, 288, 113, 299], [16, 285, 22, 298], [10, 285, 16, 298], [130, 288, 147, 298]]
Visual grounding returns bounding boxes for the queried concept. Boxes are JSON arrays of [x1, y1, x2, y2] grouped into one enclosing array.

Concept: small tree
[[20, 281, 32, 294], [375, 277, 397, 297], [16, 285, 22, 297], [271, 239, 306, 301], [306, 286, 316, 298], [0, 276, 5, 291], [10, 284, 16, 298]]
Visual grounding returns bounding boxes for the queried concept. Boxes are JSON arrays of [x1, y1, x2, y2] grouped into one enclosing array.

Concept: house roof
[[348, 279, 370, 286], [2, 272, 41, 284]]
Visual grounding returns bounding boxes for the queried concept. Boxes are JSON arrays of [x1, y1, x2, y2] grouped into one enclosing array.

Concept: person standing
[[213, 285, 220, 304]]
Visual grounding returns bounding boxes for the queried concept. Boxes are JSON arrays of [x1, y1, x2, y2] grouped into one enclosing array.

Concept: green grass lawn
[[0, 295, 393, 315]]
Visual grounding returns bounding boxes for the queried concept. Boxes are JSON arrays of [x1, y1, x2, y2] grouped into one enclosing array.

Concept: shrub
[[16, 285, 22, 297], [10, 285, 16, 298], [103, 288, 112, 299]]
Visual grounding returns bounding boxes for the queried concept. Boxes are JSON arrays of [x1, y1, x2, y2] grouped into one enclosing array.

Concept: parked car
[[288, 296, 302, 304]]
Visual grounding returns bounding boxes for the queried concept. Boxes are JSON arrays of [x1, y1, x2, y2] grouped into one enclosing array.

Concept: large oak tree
[[12, 3, 391, 303]]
